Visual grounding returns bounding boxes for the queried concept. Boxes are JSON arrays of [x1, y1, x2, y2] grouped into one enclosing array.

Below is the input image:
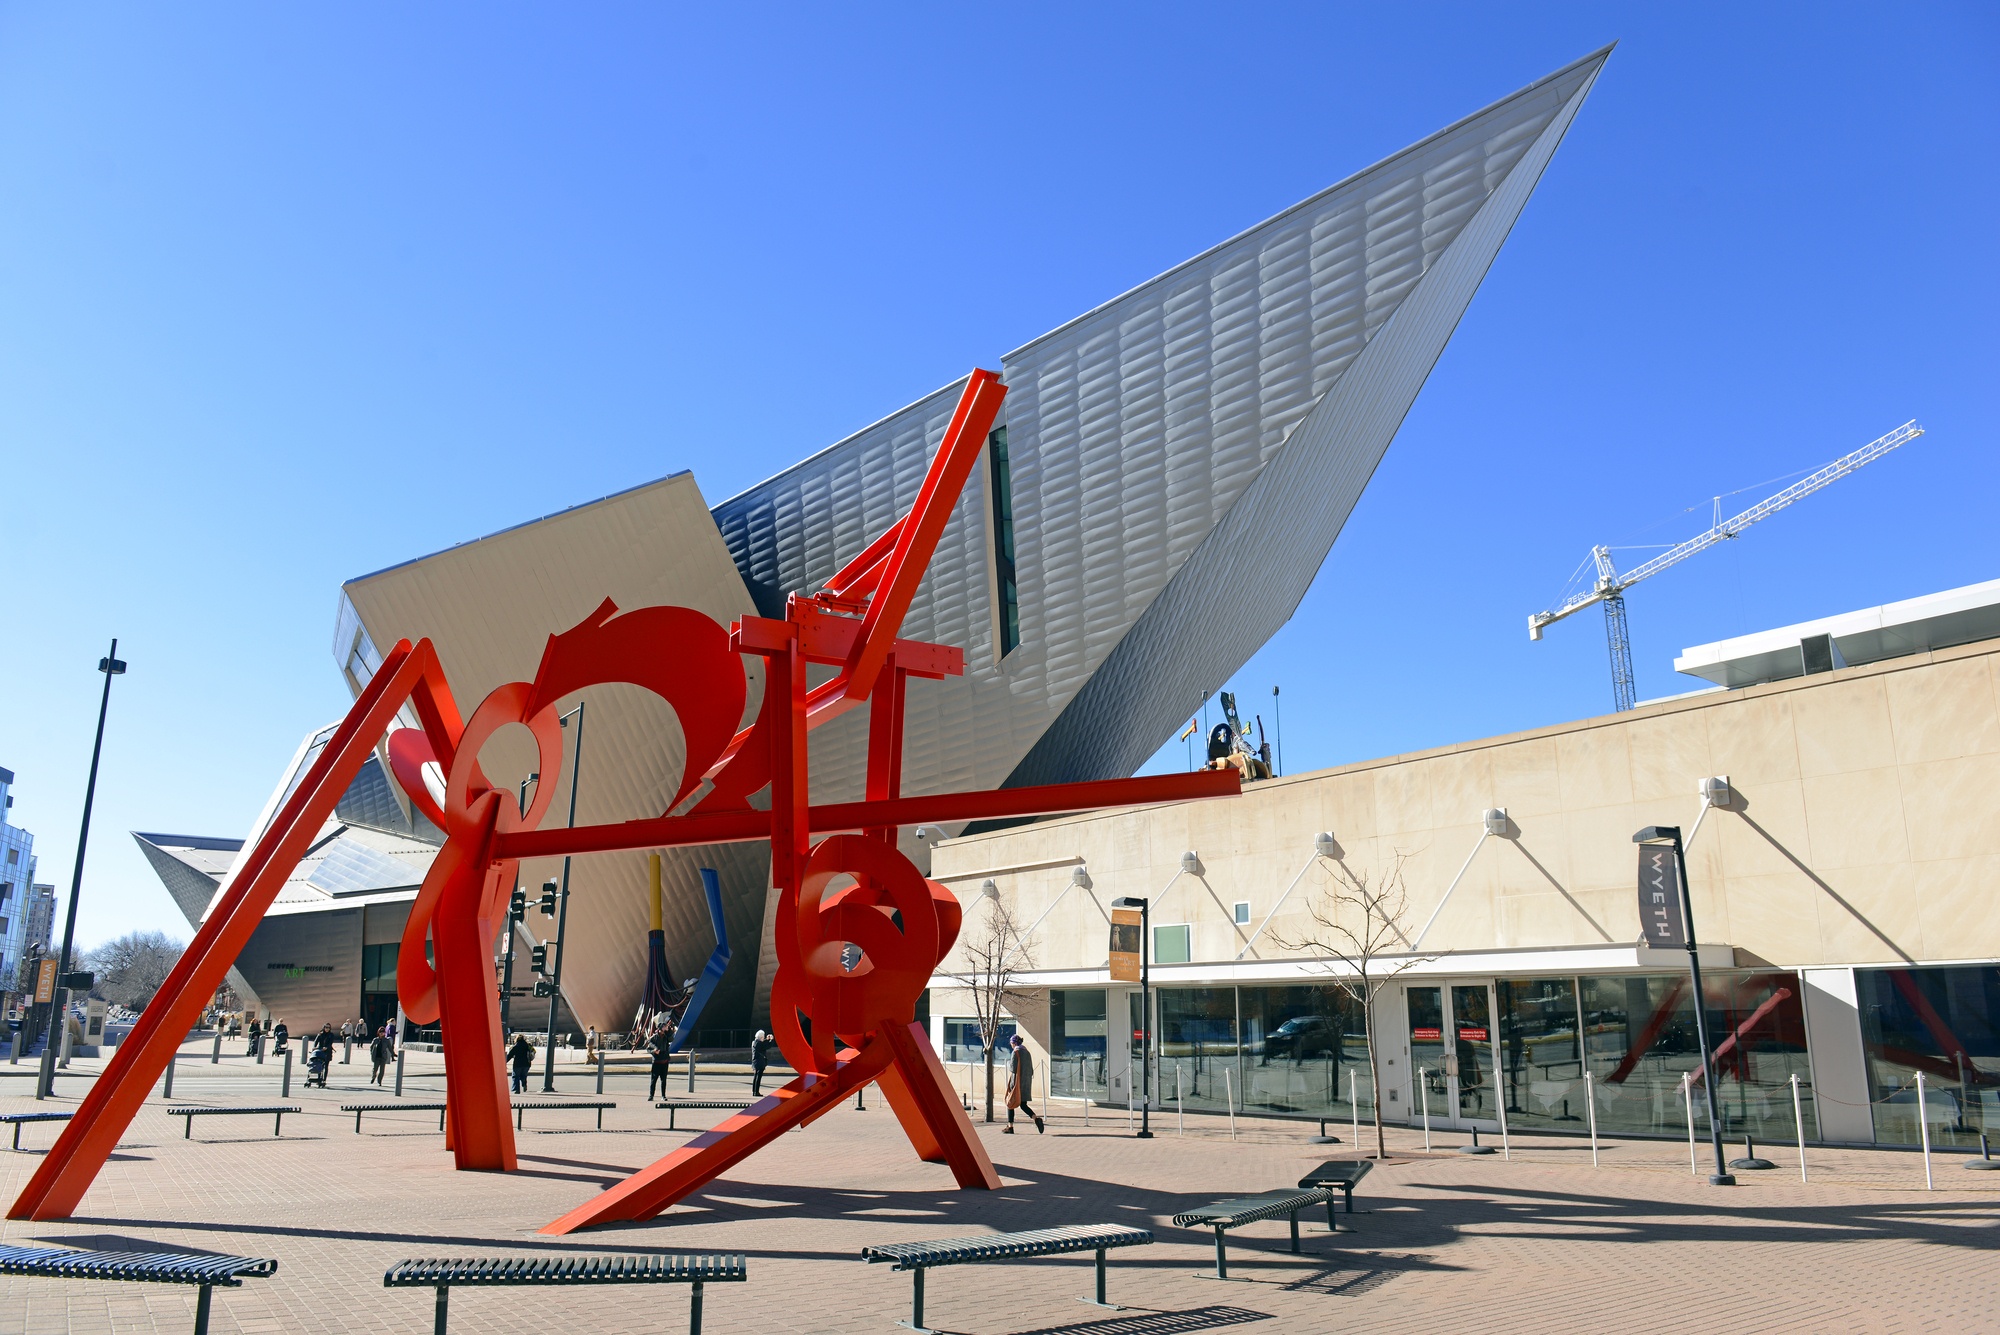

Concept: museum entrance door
[[1405, 980, 1501, 1132]]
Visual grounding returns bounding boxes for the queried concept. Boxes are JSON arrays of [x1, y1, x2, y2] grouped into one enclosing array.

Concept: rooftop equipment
[[1528, 421, 1923, 711]]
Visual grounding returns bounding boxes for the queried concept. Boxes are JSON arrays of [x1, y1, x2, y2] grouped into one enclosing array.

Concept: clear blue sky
[[2, 7, 1994, 949]]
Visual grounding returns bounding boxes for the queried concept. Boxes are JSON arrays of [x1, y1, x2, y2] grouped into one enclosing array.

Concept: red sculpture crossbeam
[[10, 368, 1241, 1230]]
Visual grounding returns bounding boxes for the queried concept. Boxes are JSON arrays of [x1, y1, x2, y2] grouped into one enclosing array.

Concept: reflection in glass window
[[987, 425, 1021, 657], [1497, 978, 1585, 1129], [942, 1016, 1013, 1065], [1858, 965, 1999, 1149], [1240, 984, 1362, 1119], [1579, 971, 1814, 1144], [1048, 988, 1108, 1102], [1157, 988, 1237, 1113]]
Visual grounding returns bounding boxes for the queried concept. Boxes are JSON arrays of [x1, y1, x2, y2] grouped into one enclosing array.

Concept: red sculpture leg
[[540, 1045, 893, 1234], [9, 638, 462, 1220], [874, 1020, 1000, 1188]]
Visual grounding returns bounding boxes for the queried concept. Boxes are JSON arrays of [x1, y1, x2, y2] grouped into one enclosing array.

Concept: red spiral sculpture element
[[770, 835, 959, 1076]]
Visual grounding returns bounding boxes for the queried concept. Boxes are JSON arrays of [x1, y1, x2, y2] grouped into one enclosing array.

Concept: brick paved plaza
[[1, 1045, 1995, 1334]]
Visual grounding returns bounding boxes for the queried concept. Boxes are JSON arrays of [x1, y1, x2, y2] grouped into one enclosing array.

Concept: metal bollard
[[211, 1030, 222, 1064], [596, 1050, 605, 1095], [163, 1057, 175, 1100], [686, 1050, 696, 1094], [256, 1037, 265, 1065], [10, 1029, 21, 1064], [394, 1048, 406, 1097], [344, 1037, 353, 1065], [1586, 1071, 1599, 1167], [282, 1050, 293, 1098]]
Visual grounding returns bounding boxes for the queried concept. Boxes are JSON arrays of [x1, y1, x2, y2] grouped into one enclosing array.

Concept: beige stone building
[[925, 583, 2000, 1152]]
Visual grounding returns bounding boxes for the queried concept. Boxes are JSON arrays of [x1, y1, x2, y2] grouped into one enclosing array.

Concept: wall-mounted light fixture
[[979, 879, 1000, 902], [1313, 831, 1336, 858], [1179, 851, 1202, 875], [1483, 807, 1510, 836], [1070, 866, 1093, 890]]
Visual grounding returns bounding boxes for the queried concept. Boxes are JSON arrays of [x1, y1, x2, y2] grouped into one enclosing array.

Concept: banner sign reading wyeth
[[1108, 908, 1143, 983], [1637, 843, 1689, 948]]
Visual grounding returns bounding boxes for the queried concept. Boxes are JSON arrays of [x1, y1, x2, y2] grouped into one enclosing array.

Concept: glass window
[[1858, 965, 1999, 1149], [1240, 984, 1357, 1119], [987, 425, 1020, 657], [1154, 924, 1191, 964], [1233, 901, 1250, 925], [1048, 988, 1107, 1102], [361, 943, 398, 994], [1580, 971, 1814, 1144], [942, 1016, 1012, 1064], [1496, 977, 1586, 1130], [1157, 987, 1238, 1113]]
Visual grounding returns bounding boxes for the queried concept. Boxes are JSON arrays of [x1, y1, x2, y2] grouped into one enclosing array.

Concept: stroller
[[305, 1043, 333, 1089]]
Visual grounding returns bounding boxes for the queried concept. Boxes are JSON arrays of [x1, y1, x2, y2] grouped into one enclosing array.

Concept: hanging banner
[[1637, 843, 1689, 948], [1108, 908, 1142, 983], [34, 958, 58, 1004]]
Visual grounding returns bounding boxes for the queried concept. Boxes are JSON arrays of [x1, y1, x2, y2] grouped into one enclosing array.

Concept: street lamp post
[[541, 701, 583, 1091], [1635, 824, 1734, 1186], [39, 640, 126, 1099], [1111, 895, 1152, 1139]]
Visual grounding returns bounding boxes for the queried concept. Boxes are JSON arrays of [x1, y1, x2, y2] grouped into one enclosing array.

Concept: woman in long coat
[[1003, 1033, 1044, 1134]]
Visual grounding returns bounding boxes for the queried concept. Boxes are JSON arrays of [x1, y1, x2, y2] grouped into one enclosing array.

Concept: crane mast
[[1529, 421, 1923, 712]]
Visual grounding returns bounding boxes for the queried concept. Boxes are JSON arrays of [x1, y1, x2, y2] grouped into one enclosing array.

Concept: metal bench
[[341, 1101, 448, 1133], [165, 1105, 300, 1139], [861, 1224, 1153, 1334], [512, 1099, 615, 1130], [1297, 1159, 1373, 1227], [1, 1109, 73, 1150], [0, 1242, 277, 1335], [655, 1098, 756, 1129], [1172, 1188, 1338, 1279], [385, 1252, 743, 1334]]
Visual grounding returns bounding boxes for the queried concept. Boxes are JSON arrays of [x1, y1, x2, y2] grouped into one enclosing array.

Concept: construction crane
[[1529, 420, 1924, 712]]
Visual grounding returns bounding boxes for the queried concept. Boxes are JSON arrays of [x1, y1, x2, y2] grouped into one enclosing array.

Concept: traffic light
[[530, 943, 550, 975], [533, 979, 555, 998], [509, 887, 526, 923], [538, 880, 559, 916]]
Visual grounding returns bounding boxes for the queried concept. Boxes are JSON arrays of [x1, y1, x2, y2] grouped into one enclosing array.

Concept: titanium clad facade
[[714, 49, 1609, 806]]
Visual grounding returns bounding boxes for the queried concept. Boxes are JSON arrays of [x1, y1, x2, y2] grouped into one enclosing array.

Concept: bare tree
[[1272, 851, 1434, 1158], [941, 893, 1036, 1123], [84, 931, 185, 1013]]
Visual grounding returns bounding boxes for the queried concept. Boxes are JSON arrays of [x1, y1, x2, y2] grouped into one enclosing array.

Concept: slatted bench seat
[[1, 1110, 73, 1150], [511, 1099, 615, 1130], [655, 1098, 756, 1129], [0, 1242, 276, 1335], [341, 1102, 448, 1133], [1297, 1159, 1373, 1226], [861, 1224, 1153, 1334], [385, 1252, 743, 1334], [1172, 1188, 1338, 1279], [165, 1105, 300, 1139]]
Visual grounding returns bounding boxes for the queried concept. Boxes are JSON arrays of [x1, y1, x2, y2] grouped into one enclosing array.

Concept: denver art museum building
[[142, 47, 2000, 1153]]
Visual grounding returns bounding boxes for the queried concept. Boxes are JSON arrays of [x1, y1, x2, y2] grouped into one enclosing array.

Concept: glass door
[[1405, 980, 1500, 1131]]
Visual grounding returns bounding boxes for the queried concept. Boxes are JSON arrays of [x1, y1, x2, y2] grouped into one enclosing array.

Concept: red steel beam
[[495, 768, 1240, 863]]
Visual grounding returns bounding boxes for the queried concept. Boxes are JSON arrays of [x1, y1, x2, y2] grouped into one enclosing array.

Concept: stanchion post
[[596, 1050, 605, 1095], [344, 1036, 352, 1065], [1789, 1073, 1808, 1183], [687, 1050, 696, 1094], [394, 1048, 406, 1097], [281, 1050, 292, 1098], [163, 1056, 174, 1101], [1350, 1069, 1359, 1148], [211, 1030, 221, 1064], [1586, 1071, 1599, 1167], [1917, 1071, 1933, 1191], [1682, 1073, 1697, 1176]]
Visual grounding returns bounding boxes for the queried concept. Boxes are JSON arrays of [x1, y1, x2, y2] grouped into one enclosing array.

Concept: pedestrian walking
[[369, 1028, 393, 1085], [750, 1029, 773, 1097], [271, 1018, 290, 1055], [246, 1018, 262, 1058], [1003, 1034, 1043, 1134], [647, 1026, 674, 1100], [509, 1034, 534, 1094], [585, 1026, 600, 1060]]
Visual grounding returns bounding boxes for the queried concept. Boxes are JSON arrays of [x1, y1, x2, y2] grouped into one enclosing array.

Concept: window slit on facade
[[987, 425, 1020, 658]]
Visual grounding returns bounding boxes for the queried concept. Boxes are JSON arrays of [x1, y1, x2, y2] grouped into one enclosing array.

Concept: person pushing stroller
[[306, 1023, 336, 1088]]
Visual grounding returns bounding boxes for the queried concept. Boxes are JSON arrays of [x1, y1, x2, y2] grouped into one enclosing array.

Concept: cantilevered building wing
[[310, 49, 1609, 1035], [714, 47, 1610, 797]]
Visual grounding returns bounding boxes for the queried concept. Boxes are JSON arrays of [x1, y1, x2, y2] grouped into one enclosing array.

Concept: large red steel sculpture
[[11, 369, 1238, 1228]]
